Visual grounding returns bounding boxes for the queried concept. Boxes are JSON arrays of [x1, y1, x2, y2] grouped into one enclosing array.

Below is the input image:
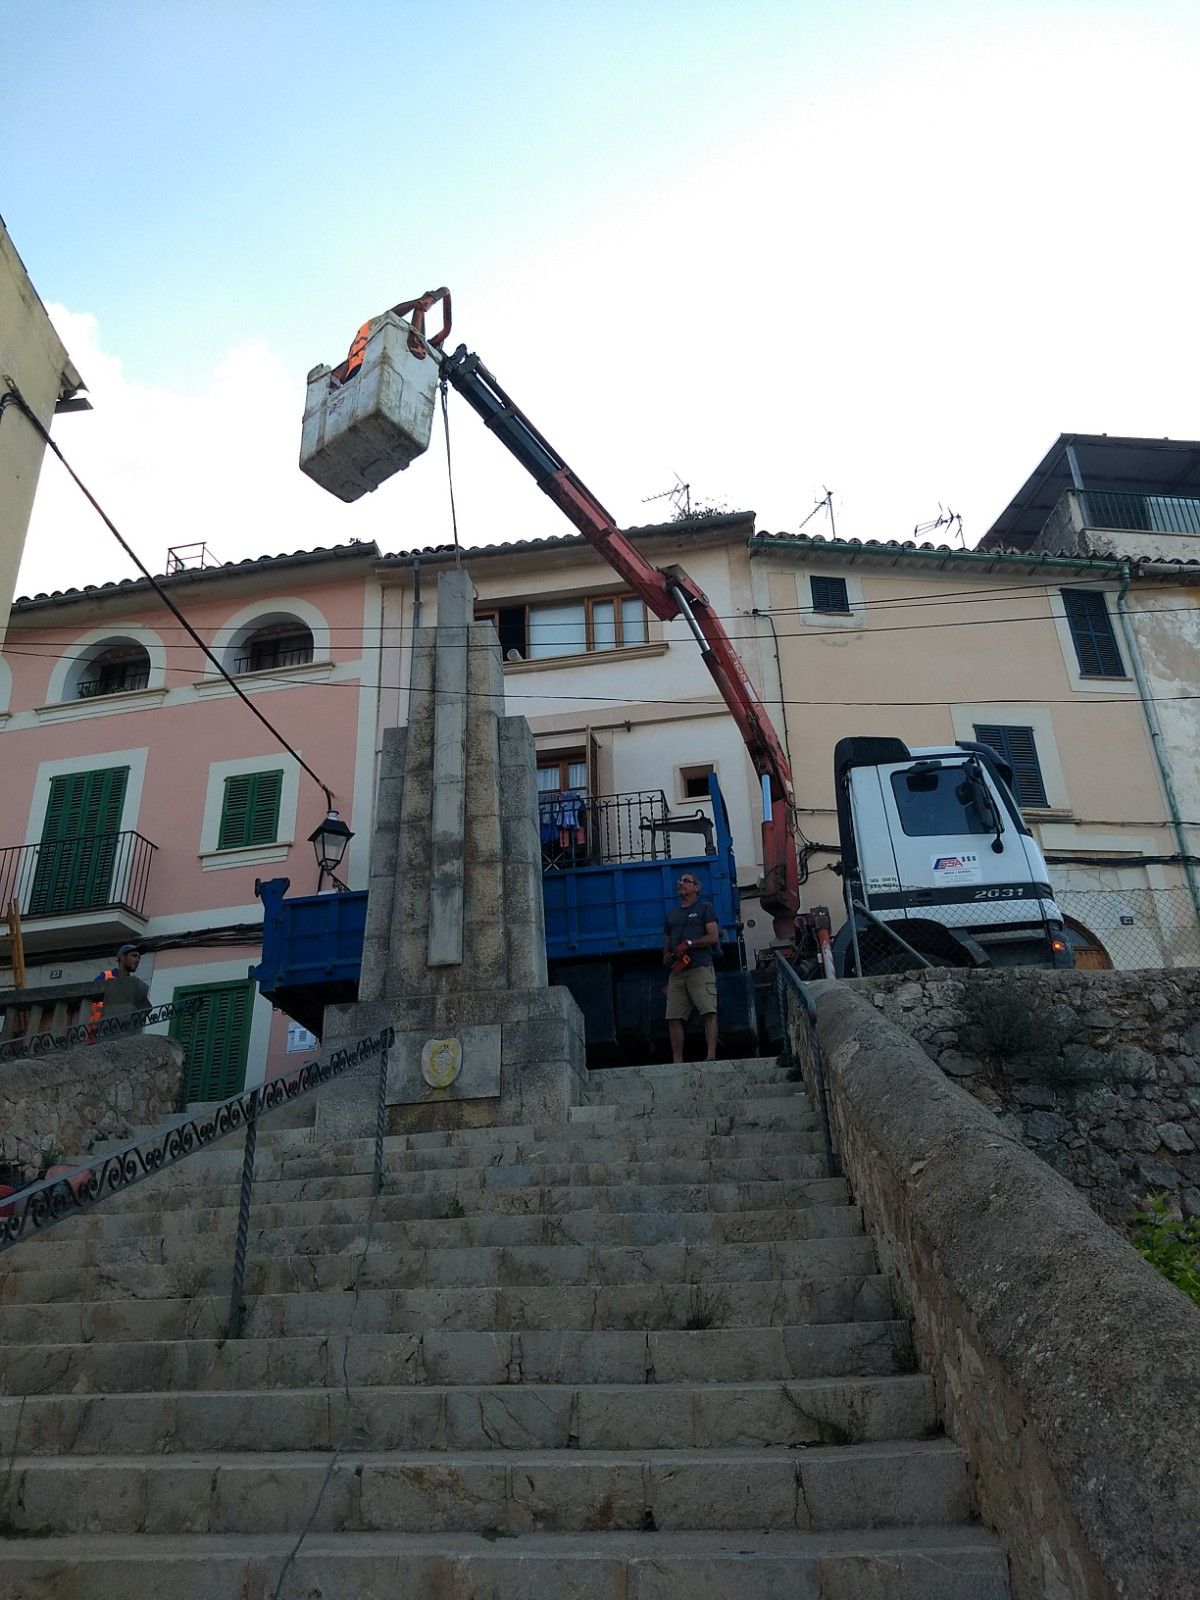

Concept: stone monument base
[[315, 985, 586, 1139]]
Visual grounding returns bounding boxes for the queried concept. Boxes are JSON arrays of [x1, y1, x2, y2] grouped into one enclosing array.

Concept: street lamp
[[308, 809, 354, 892]]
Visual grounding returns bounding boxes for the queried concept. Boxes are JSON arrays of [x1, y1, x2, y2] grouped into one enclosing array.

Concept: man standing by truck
[[663, 873, 720, 1063]]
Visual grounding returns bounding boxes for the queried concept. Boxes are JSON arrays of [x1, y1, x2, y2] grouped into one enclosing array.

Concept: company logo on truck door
[[930, 853, 982, 885]]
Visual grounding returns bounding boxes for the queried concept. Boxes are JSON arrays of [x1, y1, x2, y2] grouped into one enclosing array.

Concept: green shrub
[[953, 978, 1085, 1084], [1132, 1194, 1200, 1310]]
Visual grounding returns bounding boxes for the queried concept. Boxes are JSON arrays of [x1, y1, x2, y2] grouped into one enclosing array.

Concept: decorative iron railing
[[0, 1024, 394, 1340], [0, 998, 197, 1063], [0, 830, 155, 921]]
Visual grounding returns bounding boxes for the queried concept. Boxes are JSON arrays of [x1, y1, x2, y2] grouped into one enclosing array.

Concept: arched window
[[235, 620, 314, 675], [75, 641, 152, 699]]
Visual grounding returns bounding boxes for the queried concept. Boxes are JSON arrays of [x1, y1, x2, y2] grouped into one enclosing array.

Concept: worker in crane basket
[[663, 873, 720, 1063]]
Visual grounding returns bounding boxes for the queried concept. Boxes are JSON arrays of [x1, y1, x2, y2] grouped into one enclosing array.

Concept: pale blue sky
[[6, 1, 1199, 592]]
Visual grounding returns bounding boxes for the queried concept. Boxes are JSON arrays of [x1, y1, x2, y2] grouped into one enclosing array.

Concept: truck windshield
[[889, 765, 992, 837]]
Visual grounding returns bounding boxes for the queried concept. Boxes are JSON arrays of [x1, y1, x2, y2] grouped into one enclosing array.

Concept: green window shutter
[[32, 767, 129, 915], [171, 981, 254, 1101], [218, 771, 283, 849]]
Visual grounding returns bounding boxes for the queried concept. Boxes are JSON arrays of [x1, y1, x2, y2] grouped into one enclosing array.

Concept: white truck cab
[[832, 736, 1073, 975]]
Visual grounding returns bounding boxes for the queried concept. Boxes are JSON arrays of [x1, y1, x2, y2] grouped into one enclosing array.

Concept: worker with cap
[[87, 944, 142, 1041]]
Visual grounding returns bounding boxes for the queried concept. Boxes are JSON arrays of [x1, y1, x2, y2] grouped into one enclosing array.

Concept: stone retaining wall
[[847, 967, 1200, 1225], [800, 981, 1199, 1600], [0, 1036, 184, 1177]]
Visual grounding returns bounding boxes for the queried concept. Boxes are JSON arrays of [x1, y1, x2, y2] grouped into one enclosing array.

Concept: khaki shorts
[[665, 964, 717, 1020]]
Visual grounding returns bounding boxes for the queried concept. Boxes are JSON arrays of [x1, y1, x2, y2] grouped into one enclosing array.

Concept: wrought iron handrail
[[0, 999, 197, 1063], [0, 1024, 394, 1340], [0, 829, 156, 921], [774, 955, 839, 1179]]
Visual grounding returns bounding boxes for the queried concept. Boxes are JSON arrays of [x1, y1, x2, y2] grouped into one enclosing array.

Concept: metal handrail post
[[373, 1040, 390, 1195], [849, 899, 933, 970], [227, 1105, 258, 1339]]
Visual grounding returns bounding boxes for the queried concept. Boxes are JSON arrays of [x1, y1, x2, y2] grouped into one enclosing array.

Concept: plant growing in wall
[[953, 977, 1088, 1086], [1132, 1194, 1200, 1310]]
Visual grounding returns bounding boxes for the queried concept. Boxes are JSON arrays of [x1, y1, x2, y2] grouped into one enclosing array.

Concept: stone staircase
[[0, 1056, 1011, 1598]]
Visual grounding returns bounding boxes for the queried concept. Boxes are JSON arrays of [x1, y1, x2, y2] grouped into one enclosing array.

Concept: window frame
[[476, 591, 650, 661]]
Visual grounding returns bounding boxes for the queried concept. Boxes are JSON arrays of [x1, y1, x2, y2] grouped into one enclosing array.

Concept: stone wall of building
[[848, 967, 1200, 1226], [0, 1035, 184, 1178]]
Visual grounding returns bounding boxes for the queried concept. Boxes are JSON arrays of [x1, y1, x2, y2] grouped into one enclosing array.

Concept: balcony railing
[[0, 831, 156, 921], [77, 670, 150, 699], [234, 644, 314, 674], [539, 788, 686, 870], [1078, 488, 1200, 537]]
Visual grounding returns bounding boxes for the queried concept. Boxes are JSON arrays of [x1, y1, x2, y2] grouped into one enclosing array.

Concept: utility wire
[[1, 384, 336, 809], [6, 640, 1200, 712], [8, 575, 1173, 634], [12, 597, 1200, 655]]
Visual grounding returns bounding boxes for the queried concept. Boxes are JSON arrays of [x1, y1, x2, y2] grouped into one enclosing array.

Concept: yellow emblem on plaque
[[421, 1036, 462, 1088]]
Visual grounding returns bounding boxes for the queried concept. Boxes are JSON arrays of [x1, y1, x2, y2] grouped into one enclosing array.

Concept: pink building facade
[[0, 542, 380, 1094]]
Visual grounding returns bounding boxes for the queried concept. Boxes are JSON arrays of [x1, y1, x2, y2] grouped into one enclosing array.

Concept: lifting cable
[[1, 383, 336, 809], [438, 372, 462, 568]]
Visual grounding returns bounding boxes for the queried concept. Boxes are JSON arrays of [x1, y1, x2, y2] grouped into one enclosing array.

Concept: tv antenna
[[796, 487, 837, 539], [642, 474, 691, 519], [913, 505, 964, 545]]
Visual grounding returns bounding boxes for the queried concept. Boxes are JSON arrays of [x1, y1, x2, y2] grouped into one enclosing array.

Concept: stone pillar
[[318, 568, 586, 1137]]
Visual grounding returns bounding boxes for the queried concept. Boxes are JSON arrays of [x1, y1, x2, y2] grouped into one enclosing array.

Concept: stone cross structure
[[318, 568, 586, 1135]]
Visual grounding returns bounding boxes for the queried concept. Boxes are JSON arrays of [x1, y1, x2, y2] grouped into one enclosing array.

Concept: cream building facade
[[0, 218, 85, 643]]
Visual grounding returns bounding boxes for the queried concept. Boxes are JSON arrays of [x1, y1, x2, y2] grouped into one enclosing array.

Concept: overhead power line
[[0, 384, 338, 808]]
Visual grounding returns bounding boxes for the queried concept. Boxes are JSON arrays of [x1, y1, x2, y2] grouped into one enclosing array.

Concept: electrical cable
[[1, 384, 337, 810], [6, 639, 1200, 713], [14, 583, 1200, 643]]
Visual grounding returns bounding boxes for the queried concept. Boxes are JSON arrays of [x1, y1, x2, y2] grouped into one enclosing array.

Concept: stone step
[[3, 1373, 936, 1455], [0, 1524, 1012, 1600], [0, 1318, 915, 1396], [9, 1190, 854, 1263], [586, 1069, 799, 1104], [570, 1093, 811, 1125], [0, 1228, 873, 1305], [76, 1174, 845, 1227], [51, 1177, 851, 1248], [94, 1149, 831, 1204], [3, 1439, 972, 1535], [147, 1126, 826, 1183], [0, 1267, 890, 1343]]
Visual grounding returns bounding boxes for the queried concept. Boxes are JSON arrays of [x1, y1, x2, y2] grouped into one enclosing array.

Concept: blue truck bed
[[251, 775, 742, 1042]]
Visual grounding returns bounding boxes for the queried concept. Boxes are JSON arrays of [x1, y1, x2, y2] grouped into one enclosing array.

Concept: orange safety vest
[[86, 968, 118, 1042]]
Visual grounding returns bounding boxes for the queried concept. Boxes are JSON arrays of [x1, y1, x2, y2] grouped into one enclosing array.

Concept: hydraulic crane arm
[[334, 291, 801, 940]]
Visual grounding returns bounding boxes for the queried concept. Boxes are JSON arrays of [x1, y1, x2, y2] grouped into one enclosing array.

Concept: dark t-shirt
[[664, 899, 718, 966]]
